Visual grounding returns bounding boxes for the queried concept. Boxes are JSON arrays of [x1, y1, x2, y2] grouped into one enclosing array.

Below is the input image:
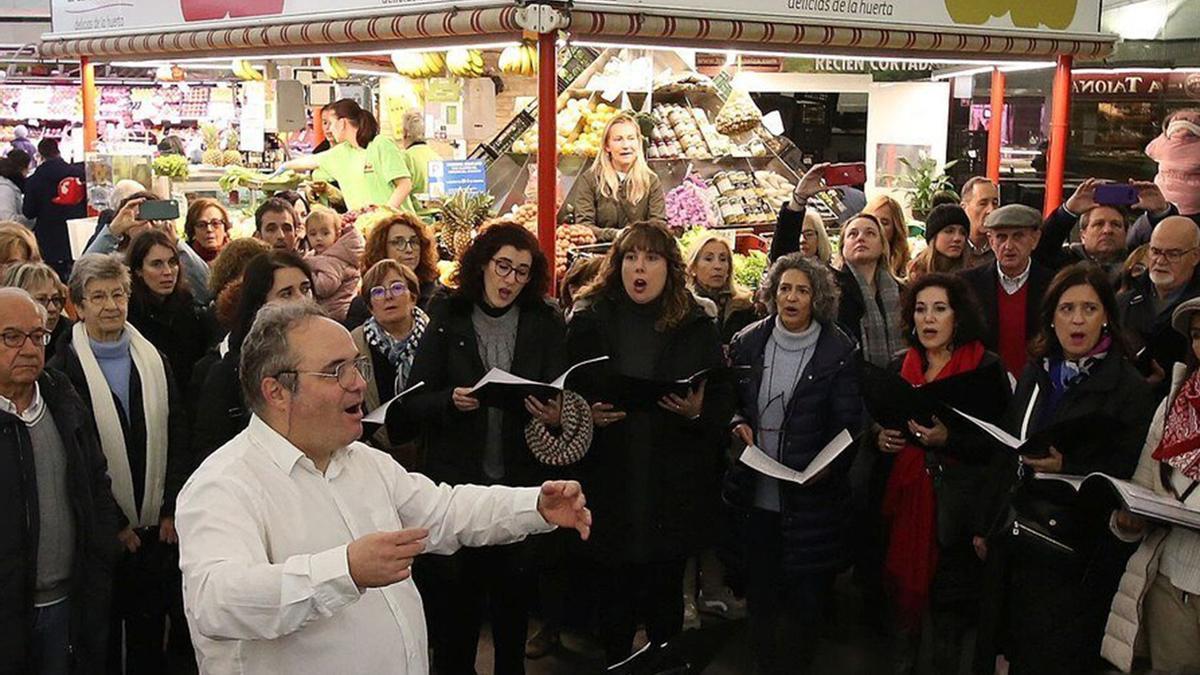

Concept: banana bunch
[[498, 40, 538, 76], [319, 56, 350, 81], [232, 59, 264, 81], [392, 51, 445, 79], [446, 48, 485, 78]]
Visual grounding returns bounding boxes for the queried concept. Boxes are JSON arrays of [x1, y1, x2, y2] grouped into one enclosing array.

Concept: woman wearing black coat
[[979, 264, 1158, 675], [125, 229, 218, 395], [401, 223, 571, 675], [567, 221, 733, 665], [190, 250, 313, 465], [725, 253, 861, 674], [873, 273, 1011, 674]]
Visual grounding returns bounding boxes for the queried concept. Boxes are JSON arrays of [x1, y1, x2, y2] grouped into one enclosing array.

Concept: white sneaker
[[698, 588, 747, 619]]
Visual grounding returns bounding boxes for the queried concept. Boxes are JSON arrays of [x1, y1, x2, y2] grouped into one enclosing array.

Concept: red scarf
[[1153, 369, 1200, 482], [882, 340, 985, 631]]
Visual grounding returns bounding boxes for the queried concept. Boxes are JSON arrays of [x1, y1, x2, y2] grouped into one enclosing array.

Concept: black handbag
[[1001, 479, 1081, 557]]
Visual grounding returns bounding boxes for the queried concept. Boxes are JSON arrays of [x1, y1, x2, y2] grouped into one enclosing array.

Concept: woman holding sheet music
[[871, 273, 1010, 674], [724, 253, 862, 674], [1102, 296, 1200, 673], [401, 222, 570, 675], [981, 263, 1157, 675], [566, 221, 732, 665]]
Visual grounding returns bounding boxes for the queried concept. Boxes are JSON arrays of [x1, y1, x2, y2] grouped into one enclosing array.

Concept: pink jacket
[[308, 225, 365, 321], [1146, 108, 1200, 216]]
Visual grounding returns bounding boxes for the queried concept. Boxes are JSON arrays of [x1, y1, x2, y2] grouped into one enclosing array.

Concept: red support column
[[1044, 54, 1073, 218], [81, 56, 98, 153], [536, 32, 558, 293], [987, 67, 1005, 184]]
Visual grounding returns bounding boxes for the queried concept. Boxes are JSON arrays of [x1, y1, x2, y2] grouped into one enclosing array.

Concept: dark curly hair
[[450, 222, 549, 306], [899, 272, 986, 350], [576, 221, 696, 331], [362, 212, 439, 284], [1030, 263, 1130, 359]]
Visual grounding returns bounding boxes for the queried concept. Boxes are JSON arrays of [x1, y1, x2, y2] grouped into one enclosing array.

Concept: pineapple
[[222, 150, 243, 167], [200, 124, 223, 166], [439, 190, 495, 260]]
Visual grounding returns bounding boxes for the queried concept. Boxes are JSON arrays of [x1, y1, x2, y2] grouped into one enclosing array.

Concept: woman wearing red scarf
[[979, 264, 1156, 675], [1103, 296, 1200, 673], [875, 273, 1010, 674]]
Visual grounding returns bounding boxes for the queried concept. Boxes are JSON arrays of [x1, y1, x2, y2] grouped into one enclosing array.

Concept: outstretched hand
[[537, 480, 592, 540]]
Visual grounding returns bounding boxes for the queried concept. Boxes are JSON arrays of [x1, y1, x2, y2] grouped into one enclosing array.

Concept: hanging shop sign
[[49, 0, 499, 35], [574, 0, 1102, 35], [1071, 71, 1200, 100]]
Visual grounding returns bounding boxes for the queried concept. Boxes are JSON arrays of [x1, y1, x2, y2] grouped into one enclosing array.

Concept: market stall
[[37, 0, 1114, 283]]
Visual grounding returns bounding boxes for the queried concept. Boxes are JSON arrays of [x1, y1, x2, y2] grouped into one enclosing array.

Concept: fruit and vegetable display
[[555, 225, 597, 277], [200, 124, 243, 167], [152, 154, 190, 180], [710, 170, 794, 225], [715, 88, 764, 136], [665, 173, 720, 231], [217, 166, 301, 193], [392, 52, 446, 79], [232, 59, 265, 81], [446, 49, 486, 78], [510, 99, 620, 157], [319, 56, 351, 81], [340, 206, 401, 236], [499, 41, 540, 77], [437, 190, 496, 260]]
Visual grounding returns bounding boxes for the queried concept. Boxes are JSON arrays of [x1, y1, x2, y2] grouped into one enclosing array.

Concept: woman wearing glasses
[[2, 261, 71, 361], [345, 213, 441, 328], [724, 253, 861, 674], [403, 222, 568, 675], [183, 198, 232, 265], [125, 229, 217, 396], [566, 221, 732, 665], [350, 259, 428, 466], [191, 250, 314, 465], [48, 252, 190, 673]]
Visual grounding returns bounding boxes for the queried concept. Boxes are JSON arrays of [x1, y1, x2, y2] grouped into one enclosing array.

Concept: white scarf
[[72, 322, 169, 527]]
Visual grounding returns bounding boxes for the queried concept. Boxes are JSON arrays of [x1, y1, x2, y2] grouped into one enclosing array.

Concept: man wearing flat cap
[[960, 204, 1056, 376]]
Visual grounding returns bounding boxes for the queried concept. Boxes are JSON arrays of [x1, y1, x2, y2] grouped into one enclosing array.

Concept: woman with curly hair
[[401, 222, 579, 675], [344, 212, 441, 327], [567, 221, 733, 665]]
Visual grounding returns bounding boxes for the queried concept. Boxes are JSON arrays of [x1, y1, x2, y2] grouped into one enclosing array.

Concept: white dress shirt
[[997, 258, 1032, 295], [175, 415, 555, 674]]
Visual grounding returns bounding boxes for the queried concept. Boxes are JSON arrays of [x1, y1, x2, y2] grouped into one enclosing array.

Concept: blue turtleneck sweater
[[90, 330, 132, 416]]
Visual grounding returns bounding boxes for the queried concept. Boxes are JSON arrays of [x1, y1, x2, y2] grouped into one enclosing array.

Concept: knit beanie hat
[[923, 204, 971, 242]]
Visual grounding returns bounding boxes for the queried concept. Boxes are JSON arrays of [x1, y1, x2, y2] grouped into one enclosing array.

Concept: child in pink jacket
[[305, 205, 364, 321]]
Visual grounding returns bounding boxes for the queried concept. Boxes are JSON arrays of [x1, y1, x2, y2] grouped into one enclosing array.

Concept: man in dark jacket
[[959, 204, 1056, 377], [1118, 215, 1200, 388], [1035, 178, 1176, 281], [960, 176, 1001, 269], [21, 139, 86, 281], [0, 288, 117, 675]]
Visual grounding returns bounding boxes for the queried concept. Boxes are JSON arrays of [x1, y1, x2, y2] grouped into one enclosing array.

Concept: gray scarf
[[850, 263, 903, 367]]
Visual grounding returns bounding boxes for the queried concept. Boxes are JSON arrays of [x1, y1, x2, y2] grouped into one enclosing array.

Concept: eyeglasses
[[33, 295, 65, 310], [1148, 246, 1197, 262], [1, 329, 50, 349], [195, 219, 227, 231], [86, 289, 129, 306], [276, 355, 372, 392], [491, 257, 531, 283], [369, 282, 411, 301], [388, 236, 421, 251]]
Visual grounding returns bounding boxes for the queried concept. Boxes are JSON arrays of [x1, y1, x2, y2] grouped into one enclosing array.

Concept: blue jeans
[[33, 597, 71, 675]]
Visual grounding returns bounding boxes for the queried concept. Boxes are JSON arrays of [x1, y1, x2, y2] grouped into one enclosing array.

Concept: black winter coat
[[566, 295, 734, 563], [49, 336, 191, 527], [401, 295, 566, 487], [190, 351, 249, 468], [21, 157, 86, 268], [127, 288, 219, 396], [1118, 268, 1200, 382], [724, 317, 862, 575], [0, 369, 118, 675], [1032, 205, 1175, 282], [959, 260, 1056, 353]]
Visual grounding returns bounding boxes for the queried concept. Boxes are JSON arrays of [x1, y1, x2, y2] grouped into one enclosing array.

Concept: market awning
[[39, 3, 1114, 63], [37, 6, 524, 61], [567, 9, 1115, 61]]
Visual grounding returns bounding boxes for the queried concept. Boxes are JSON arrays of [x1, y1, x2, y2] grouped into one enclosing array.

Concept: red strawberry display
[[51, 178, 85, 207], [180, 0, 285, 22]]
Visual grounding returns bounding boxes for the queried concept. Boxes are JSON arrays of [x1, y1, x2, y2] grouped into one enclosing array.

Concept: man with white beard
[[1118, 216, 1200, 390]]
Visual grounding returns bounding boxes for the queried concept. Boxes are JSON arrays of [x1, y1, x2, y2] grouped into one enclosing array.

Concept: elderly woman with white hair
[[725, 252, 861, 674], [48, 252, 190, 673]]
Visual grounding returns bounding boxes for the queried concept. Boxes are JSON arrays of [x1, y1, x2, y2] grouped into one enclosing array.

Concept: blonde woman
[[801, 209, 834, 264], [574, 113, 666, 242], [863, 194, 911, 279], [686, 232, 758, 343]]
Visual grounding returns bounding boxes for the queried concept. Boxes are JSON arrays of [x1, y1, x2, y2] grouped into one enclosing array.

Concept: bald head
[[0, 287, 49, 398], [0, 287, 47, 324], [1148, 217, 1200, 296]]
